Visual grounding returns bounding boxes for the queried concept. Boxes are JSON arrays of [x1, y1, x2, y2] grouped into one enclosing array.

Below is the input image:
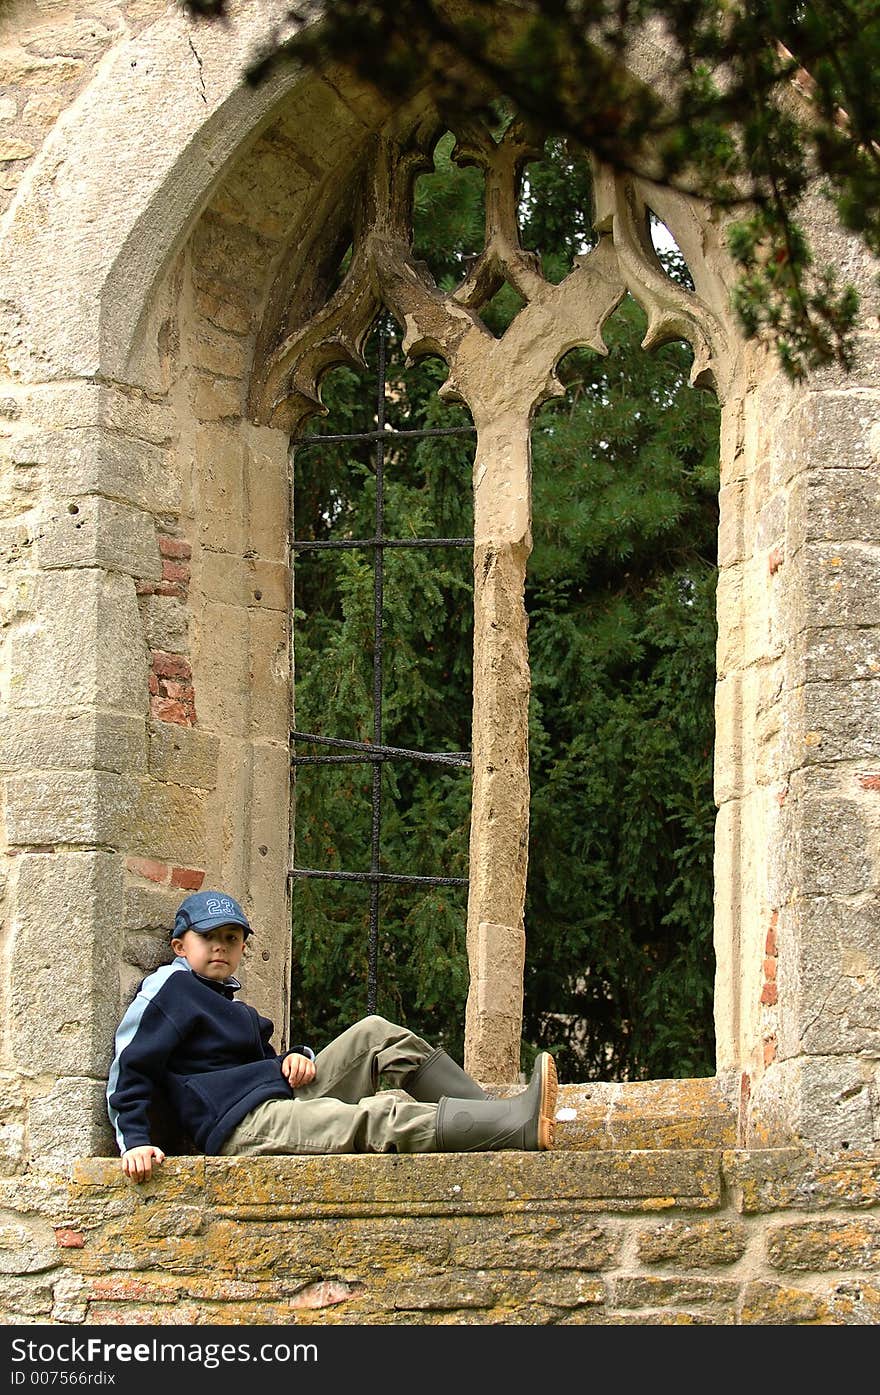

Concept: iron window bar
[[289, 324, 475, 1010]]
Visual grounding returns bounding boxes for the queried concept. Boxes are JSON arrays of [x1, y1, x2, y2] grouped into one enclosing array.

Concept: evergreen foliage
[[290, 135, 720, 1080]]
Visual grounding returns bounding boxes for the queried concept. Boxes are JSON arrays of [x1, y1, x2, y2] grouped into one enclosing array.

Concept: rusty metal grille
[[289, 324, 475, 1011]]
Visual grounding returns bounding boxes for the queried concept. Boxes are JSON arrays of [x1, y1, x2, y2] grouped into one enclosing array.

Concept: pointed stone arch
[[1, 1, 878, 1163]]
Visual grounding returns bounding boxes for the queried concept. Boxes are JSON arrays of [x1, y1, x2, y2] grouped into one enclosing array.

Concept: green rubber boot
[[435, 1052, 558, 1152], [406, 1047, 488, 1102]]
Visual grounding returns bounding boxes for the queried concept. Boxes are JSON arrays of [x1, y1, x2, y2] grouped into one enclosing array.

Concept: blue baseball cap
[[172, 890, 253, 940]]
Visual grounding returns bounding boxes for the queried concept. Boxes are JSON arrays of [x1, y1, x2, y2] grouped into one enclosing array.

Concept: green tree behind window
[[290, 135, 720, 1080]]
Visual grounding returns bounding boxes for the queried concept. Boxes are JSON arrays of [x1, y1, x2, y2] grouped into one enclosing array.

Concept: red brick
[[89, 1276, 176, 1302], [768, 546, 784, 575], [158, 537, 192, 561], [760, 982, 778, 1006], [766, 915, 778, 956], [162, 559, 190, 584], [858, 773, 880, 791], [148, 672, 159, 695], [151, 650, 192, 680], [763, 957, 777, 981], [154, 583, 185, 597], [763, 1035, 778, 1066], [55, 1229, 84, 1248], [171, 866, 205, 891], [126, 856, 170, 885], [150, 697, 193, 726], [135, 580, 156, 595]]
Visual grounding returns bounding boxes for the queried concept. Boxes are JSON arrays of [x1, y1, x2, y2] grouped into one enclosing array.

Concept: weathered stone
[[148, 722, 219, 789], [127, 780, 207, 865], [793, 542, 880, 631], [35, 495, 162, 578], [767, 1217, 880, 1272], [748, 1056, 876, 1156], [7, 569, 147, 713], [5, 770, 139, 845], [139, 594, 189, 653], [788, 679, 880, 766], [612, 1275, 739, 1318], [825, 1279, 880, 1325], [9, 427, 179, 514], [794, 794, 874, 898], [773, 391, 880, 487], [790, 627, 880, 685], [788, 468, 880, 553], [784, 897, 880, 1058], [0, 710, 147, 775], [199, 553, 290, 612], [0, 1271, 54, 1315], [740, 1279, 828, 1324], [636, 1218, 748, 1267], [724, 1149, 880, 1212], [30, 1079, 115, 1168], [0, 1220, 59, 1276], [10, 852, 124, 1074]]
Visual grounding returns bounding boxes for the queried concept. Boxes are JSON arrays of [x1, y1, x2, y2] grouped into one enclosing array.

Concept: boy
[[107, 889, 559, 1181]]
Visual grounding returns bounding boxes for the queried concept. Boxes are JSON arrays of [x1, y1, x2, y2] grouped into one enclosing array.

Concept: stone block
[[723, 1148, 880, 1212], [199, 553, 290, 612], [190, 215, 274, 296], [788, 468, 880, 554], [0, 1218, 59, 1276], [36, 495, 162, 579], [122, 883, 180, 935], [740, 1279, 828, 1324], [29, 1078, 116, 1169], [193, 603, 249, 736], [194, 425, 246, 553], [797, 792, 875, 898], [190, 374, 244, 423], [5, 770, 139, 846], [636, 1218, 748, 1267], [245, 423, 289, 560], [790, 627, 880, 685], [208, 134, 312, 239], [11, 427, 179, 513], [748, 1057, 876, 1155], [127, 779, 207, 866], [0, 710, 147, 775], [772, 391, 880, 487], [792, 680, 880, 766], [139, 594, 189, 653], [8, 569, 147, 712], [248, 606, 290, 739], [782, 897, 880, 1058], [10, 851, 124, 1074], [766, 1217, 880, 1272], [148, 722, 219, 789], [612, 1274, 739, 1316], [6, 384, 174, 446]]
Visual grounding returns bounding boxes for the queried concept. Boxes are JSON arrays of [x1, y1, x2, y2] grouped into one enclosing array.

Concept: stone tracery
[[251, 111, 736, 1079]]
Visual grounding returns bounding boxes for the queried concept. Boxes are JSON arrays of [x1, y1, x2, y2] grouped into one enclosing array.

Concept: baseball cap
[[172, 890, 253, 940]]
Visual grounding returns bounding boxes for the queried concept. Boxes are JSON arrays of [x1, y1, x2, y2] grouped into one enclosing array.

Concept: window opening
[[290, 320, 476, 1013]]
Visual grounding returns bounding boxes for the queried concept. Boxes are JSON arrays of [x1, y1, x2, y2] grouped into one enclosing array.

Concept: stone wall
[[3, 1143, 880, 1325], [1, 0, 879, 1329]]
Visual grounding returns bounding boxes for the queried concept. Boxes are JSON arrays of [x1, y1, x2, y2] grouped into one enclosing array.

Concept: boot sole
[[537, 1053, 559, 1150]]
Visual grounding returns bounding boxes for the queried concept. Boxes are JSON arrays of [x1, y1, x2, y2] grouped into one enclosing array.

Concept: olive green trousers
[[219, 1015, 439, 1156]]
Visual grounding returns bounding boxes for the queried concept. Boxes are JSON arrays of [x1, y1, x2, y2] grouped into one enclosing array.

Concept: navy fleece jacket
[[107, 957, 312, 1155]]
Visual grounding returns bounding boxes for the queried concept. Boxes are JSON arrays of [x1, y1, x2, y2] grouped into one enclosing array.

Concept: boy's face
[[170, 924, 246, 981]]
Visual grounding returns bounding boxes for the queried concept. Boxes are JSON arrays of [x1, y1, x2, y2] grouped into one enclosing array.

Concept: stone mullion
[[464, 414, 534, 1083]]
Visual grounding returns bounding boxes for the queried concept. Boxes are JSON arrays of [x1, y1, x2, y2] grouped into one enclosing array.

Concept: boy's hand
[[282, 1052, 316, 1088], [121, 1145, 166, 1183]]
